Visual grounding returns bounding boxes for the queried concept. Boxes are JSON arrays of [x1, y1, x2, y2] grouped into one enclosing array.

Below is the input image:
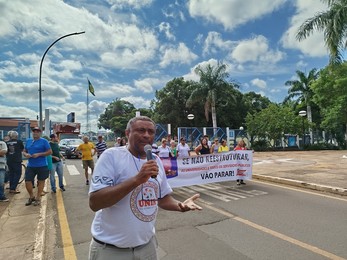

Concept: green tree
[[187, 61, 239, 129], [284, 69, 319, 143], [151, 77, 201, 132], [243, 92, 272, 114], [98, 99, 136, 136], [296, 0, 347, 64], [311, 63, 347, 147], [246, 104, 304, 148]]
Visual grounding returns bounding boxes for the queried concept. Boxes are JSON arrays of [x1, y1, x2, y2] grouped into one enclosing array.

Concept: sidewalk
[[252, 150, 347, 195], [0, 181, 48, 260], [0, 150, 346, 260]]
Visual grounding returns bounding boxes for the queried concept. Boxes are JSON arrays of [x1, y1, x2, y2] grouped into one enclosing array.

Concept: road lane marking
[[174, 183, 267, 202], [56, 189, 77, 260], [201, 202, 345, 260], [66, 165, 80, 175], [250, 179, 347, 202]]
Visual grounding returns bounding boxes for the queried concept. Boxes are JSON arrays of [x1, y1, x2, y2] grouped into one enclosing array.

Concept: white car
[[59, 138, 83, 159]]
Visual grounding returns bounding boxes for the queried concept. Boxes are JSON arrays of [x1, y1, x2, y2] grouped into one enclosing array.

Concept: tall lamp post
[[187, 114, 194, 149], [38, 31, 85, 131], [299, 110, 307, 147], [239, 126, 244, 138]]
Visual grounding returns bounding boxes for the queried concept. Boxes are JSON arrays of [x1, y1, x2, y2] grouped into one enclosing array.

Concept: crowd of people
[[0, 125, 250, 206], [0, 116, 253, 259]]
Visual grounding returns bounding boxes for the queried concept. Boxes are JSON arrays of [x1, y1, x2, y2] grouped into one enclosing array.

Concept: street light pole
[[187, 114, 194, 149], [299, 110, 307, 148], [38, 31, 85, 131]]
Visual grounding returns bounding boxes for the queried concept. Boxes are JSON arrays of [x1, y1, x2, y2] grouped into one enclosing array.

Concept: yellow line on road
[[202, 202, 346, 260], [56, 188, 78, 260]]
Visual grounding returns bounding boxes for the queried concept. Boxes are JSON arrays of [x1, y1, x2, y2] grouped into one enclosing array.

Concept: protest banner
[[161, 150, 253, 188]]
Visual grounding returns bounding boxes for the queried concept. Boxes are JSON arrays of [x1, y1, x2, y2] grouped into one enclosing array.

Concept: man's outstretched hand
[[178, 194, 202, 212]]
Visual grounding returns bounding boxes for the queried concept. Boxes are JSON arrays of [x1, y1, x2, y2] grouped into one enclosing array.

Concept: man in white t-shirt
[[88, 116, 201, 260], [177, 137, 190, 157]]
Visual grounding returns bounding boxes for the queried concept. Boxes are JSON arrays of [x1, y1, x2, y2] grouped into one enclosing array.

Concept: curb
[[253, 174, 347, 196], [33, 179, 48, 260]]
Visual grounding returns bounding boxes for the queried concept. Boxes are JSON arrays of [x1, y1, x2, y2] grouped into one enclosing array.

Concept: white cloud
[[159, 22, 176, 41], [203, 31, 235, 55], [89, 83, 135, 99], [188, 0, 286, 30], [0, 105, 37, 120], [121, 96, 151, 108], [107, 0, 154, 10], [231, 35, 285, 64], [162, 2, 186, 22], [159, 43, 198, 67], [134, 78, 164, 93], [250, 78, 267, 89]]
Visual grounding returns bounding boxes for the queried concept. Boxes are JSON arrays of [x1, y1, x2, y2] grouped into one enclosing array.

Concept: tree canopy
[[297, 0, 347, 64]]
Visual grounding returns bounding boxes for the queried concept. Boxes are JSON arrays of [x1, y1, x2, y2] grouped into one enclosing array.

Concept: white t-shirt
[[89, 146, 173, 247], [0, 141, 7, 169], [177, 143, 190, 157], [158, 145, 170, 158]]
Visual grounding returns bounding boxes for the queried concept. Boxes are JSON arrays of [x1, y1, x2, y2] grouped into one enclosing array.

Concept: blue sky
[[0, 0, 329, 132]]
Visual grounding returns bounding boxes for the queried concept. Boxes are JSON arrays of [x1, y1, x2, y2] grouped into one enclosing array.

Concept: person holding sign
[[234, 139, 248, 185], [195, 137, 210, 155], [177, 137, 190, 157], [218, 139, 229, 153]]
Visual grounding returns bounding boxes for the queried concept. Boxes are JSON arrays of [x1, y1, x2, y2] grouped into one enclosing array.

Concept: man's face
[[83, 137, 89, 143], [126, 120, 155, 152], [32, 130, 41, 139]]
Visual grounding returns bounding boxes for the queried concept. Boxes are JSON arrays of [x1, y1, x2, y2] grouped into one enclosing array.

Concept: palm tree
[[296, 0, 347, 64], [284, 69, 319, 143], [187, 62, 234, 129]]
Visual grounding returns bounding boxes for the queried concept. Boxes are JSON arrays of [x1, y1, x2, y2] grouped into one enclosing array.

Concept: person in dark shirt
[[49, 134, 65, 193], [6, 131, 24, 194], [194, 137, 210, 155], [95, 135, 107, 159]]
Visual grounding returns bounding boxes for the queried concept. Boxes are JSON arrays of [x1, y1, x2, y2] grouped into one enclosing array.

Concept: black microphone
[[144, 144, 156, 178]]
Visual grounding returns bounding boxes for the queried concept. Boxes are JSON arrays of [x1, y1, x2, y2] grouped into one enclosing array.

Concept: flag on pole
[[88, 79, 95, 96]]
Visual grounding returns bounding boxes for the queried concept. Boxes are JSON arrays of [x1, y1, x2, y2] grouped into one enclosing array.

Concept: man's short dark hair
[[126, 116, 156, 131], [50, 134, 56, 138]]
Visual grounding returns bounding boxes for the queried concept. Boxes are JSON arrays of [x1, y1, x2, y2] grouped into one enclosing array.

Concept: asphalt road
[[46, 157, 347, 260]]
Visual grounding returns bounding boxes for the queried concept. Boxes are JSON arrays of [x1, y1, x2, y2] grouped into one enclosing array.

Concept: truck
[[52, 122, 81, 140], [52, 122, 82, 159]]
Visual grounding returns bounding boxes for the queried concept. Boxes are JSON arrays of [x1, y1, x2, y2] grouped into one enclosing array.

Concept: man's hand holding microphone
[[135, 144, 159, 184]]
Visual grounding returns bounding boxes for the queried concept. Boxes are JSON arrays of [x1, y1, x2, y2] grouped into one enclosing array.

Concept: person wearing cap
[[23, 127, 52, 206], [95, 135, 107, 158], [114, 137, 121, 147], [177, 137, 190, 157], [49, 134, 65, 193]]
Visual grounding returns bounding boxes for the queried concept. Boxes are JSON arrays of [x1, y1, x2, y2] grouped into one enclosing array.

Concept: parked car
[[59, 138, 83, 159]]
